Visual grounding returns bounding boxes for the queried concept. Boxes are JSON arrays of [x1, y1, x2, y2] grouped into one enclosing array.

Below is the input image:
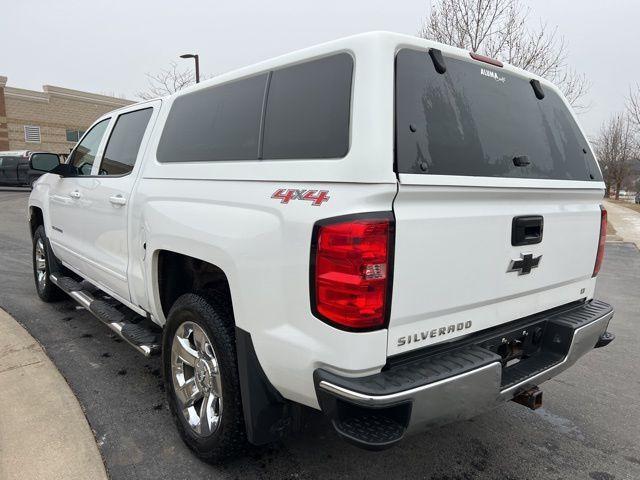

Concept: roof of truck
[[173, 31, 554, 99]]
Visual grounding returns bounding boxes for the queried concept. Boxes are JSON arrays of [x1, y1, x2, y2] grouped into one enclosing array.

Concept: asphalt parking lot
[[1, 187, 639, 480]]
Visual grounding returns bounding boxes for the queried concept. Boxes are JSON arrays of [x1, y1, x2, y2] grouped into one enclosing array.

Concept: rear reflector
[[593, 206, 607, 277], [469, 52, 504, 67], [310, 213, 394, 331]]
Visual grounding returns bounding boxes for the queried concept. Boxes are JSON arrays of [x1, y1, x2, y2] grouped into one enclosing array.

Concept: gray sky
[[2, 0, 639, 137]]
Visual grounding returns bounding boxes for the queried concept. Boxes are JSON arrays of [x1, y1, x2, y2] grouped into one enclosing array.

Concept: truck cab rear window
[[157, 53, 353, 163], [395, 48, 602, 181]]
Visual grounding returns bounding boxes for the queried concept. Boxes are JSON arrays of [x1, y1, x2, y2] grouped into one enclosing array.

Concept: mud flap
[[235, 327, 292, 445]]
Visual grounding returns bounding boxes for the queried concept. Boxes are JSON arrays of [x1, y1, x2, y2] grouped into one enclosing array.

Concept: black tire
[[162, 293, 247, 462], [32, 225, 64, 302]]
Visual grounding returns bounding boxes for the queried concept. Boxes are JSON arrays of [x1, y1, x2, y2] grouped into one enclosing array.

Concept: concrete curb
[[0, 308, 108, 480]]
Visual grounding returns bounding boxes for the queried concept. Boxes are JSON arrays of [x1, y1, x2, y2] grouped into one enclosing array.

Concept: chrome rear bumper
[[315, 300, 614, 449]]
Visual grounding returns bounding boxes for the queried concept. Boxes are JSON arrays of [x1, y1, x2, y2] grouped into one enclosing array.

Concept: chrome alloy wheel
[[171, 321, 223, 436], [35, 238, 47, 290]]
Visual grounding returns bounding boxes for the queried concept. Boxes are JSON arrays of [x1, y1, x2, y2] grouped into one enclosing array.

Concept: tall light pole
[[180, 53, 200, 83]]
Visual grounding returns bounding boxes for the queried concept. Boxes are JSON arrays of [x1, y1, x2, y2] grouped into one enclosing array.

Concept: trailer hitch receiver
[[512, 386, 543, 410]]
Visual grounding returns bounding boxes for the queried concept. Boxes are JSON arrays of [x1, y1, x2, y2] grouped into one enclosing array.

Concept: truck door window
[[68, 118, 110, 176], [99, 108, 153, 176], [2, 157, 18, 169]]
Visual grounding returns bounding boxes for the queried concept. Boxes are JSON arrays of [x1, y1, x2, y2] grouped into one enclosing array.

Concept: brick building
[[0, 76, 133, 155]]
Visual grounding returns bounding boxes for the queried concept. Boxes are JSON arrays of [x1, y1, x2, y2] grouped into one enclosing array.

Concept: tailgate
[[388, 183, 603, 355]]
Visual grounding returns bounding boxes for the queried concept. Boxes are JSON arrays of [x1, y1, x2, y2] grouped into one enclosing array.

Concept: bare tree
[[627, 83, 640, 132], [137, 62, 197, 100], [419, 0, 589, 109], [594, 114, 636, 199]]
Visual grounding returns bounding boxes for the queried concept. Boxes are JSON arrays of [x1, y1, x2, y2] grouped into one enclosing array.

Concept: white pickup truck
[[27, 32, 614, 461]]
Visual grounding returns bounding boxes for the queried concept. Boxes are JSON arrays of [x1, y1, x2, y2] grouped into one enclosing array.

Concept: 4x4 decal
[[271, 189, 330, 206]]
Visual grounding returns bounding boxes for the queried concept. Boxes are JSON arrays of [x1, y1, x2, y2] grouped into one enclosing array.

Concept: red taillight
[[311, 214, 394, 331], [593, 206, 607, 277], [469, 52, 504, 67]]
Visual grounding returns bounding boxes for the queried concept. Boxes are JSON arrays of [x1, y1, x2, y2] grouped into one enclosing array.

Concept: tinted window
[[395, 49, 601, 181], [69, 119, 110, 176], [157, 74, 267, 162], [100, 108, 153, 176], [262, 53, 353, 159], [0, 156, 20, 167]]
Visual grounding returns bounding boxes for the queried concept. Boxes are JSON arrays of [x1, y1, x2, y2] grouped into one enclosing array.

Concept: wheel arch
[[154, 249, 234, 322], [29, 205, 44, 237]]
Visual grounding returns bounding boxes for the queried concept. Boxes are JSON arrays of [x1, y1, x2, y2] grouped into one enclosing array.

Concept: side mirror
[[30, 153, 61, 172]]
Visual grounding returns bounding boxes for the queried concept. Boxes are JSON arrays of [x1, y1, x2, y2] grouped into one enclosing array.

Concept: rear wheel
[[163, 293, 247, 462], [32, 226, 64, 302]]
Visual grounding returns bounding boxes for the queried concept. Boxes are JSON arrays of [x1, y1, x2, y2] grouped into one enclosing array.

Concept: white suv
[[27, 32, 614, 461]]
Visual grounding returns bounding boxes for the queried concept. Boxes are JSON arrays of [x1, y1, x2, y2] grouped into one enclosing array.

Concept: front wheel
[[163, 293, 247, 462], [32, 226, 64, 302]]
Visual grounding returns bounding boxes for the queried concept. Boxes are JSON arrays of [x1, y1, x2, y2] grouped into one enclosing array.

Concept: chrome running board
[[50, 273, 161, 357]]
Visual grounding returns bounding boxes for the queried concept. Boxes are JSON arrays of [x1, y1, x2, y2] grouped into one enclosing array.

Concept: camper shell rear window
[[395, 48, 602, 181]]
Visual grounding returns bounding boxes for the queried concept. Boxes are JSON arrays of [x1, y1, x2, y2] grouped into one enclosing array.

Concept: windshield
[[395, 48, 602, 181]]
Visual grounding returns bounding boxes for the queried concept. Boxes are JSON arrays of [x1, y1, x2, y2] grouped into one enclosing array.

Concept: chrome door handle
[[69, 190, 81, 199], [109, 194, 127, 206]]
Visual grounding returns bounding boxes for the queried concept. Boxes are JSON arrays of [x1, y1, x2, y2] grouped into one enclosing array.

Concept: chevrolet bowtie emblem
[[508, 253, 542, 275]]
